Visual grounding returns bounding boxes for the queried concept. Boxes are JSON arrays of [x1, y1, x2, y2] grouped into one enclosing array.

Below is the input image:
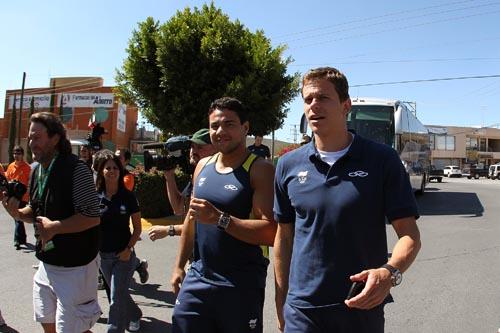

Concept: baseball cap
[[190, 128, 211, 145]]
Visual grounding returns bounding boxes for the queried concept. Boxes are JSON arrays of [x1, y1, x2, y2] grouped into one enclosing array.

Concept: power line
[[351, 74, 500, 87], [290, 8, 500, 50], [290, 57, 500, 67], [274, 0, 490, 39], [281, 1, 500, 44]]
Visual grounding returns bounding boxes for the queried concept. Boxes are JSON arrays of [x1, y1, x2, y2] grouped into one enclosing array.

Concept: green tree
[[116, 4, 299, 136], [8, 95, 17, 163]]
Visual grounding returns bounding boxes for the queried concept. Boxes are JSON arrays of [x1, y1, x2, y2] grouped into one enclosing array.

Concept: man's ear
[[243, 121, 250, 136], [343, 98, 352, 116]]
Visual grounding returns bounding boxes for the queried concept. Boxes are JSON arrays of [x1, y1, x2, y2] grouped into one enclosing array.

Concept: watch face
[[393, 271, 403, 286]]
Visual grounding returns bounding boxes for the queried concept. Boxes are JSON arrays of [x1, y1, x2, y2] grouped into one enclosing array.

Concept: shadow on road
[[140, 316, 172, 333], [0, 325, 20, 333], [416, 191, 484, 217], [130, 281, 176, 308]]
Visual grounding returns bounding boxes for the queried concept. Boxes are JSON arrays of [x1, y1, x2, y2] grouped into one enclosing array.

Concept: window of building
[[434, 135, 455, 151], [479, 138, 487, 151], [466, 137, 478, 150]]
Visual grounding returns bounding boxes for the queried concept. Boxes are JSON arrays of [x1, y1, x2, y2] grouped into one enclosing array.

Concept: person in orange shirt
[[5, 145, 31, 250]]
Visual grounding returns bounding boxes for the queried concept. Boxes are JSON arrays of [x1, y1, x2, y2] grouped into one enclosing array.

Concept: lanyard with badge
[[36, 156, 57, 252]]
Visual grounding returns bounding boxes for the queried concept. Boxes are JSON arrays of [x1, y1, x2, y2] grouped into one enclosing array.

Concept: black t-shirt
[[98, 188, 140, 252], [247, 144, 270, 159]]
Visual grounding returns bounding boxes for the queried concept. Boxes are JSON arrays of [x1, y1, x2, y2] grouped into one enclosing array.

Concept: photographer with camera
[[5, 145, 31, 250], [2, 112, 101, 333], [148, 128, 216, 241]]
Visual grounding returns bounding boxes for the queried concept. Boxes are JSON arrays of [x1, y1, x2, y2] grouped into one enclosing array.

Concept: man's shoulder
[[354, 135, 397, 159]]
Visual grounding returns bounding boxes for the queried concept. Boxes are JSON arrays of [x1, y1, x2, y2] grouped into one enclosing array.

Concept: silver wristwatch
[[381, 264, 402, 286], [217, 212, 231, 230]]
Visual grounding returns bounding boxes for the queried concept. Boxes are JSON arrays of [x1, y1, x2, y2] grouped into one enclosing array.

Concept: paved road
[[0, 177, 499, 332]]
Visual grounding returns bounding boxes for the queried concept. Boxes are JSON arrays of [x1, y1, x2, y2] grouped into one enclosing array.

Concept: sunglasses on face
[[13, 152, 22, 155]]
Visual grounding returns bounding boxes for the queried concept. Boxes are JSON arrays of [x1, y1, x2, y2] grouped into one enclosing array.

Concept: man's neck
[[217, 144, 248, 171], [314, 129, 352, 152], [14, 159, 23, 166], [40, 152, 57, 169]]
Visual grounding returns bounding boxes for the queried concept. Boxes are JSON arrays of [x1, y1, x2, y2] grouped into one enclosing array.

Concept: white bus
[[300, 97, 431, 194], [348, 98, 430, 194]]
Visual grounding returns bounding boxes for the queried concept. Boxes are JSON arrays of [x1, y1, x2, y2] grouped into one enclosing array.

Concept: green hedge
[[134, 169, 191, 218]]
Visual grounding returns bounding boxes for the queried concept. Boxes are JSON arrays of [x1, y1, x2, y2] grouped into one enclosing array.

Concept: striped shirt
[[72, 162, 100, 218]]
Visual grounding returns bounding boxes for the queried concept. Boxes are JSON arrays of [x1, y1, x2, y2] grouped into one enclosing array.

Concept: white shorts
[[33, 256, 102, 333]]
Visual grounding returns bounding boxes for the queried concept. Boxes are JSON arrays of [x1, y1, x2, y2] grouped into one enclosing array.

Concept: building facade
[[427, 125, 500, 169], [1, 77, 138, 162]]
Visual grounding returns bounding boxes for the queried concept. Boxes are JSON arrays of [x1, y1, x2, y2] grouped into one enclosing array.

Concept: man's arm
[[2, 196, 34, 223], [190, 159, 276, 246], [36, 162, 101, 244], [274, 222, 294, 332], [170, 213, 195, 295], [164, 169, 184, 215], [345, 216, 421, 309], [36, 213, 100, 243]]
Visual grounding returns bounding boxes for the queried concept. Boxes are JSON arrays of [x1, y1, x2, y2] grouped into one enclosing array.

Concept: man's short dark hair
[[208, 97, 248, 124], [30, 112, 72, 155], [302, 67, 350, 102]]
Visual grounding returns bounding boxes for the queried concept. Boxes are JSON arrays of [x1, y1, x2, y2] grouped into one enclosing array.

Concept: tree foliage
[[116, 4, 300, 136]]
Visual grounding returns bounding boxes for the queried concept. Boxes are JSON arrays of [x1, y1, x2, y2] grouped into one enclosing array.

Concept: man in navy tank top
[[171, 97, 276, 333], [274, 67, 422, 333]]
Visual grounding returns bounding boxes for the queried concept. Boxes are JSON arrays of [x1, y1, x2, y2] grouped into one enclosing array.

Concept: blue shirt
[[274, 133, 418, 308], [191, 153, 269, 289]]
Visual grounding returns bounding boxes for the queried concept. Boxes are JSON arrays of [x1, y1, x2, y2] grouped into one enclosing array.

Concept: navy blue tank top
[[190, 153, 269, 289]]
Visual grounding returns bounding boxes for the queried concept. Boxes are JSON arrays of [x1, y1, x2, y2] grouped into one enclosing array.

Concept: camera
[[0, 174, 27, 201], [143, 135, 192, 172]]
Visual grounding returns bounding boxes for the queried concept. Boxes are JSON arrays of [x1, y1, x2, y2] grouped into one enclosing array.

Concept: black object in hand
[[347, 281, 365, 300], [0, 174, 27, 201]]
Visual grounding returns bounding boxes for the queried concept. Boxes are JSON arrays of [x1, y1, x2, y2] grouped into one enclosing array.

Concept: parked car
[[443, 165, 462, 178], [463, 166, 489, 179], [489, 164, 500, 180], [428, 166, 444, 182]]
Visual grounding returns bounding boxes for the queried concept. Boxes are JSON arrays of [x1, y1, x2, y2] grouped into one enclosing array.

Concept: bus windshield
[[347, 105, 394, 146]]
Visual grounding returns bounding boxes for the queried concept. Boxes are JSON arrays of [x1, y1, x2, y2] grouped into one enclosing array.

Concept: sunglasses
[[13, 151, 22, 155]]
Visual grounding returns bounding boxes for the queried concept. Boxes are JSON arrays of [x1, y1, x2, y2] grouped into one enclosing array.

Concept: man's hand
[[118, 248, 132, 262], [35, 216, 59, 246], [344, 268, 392, 309], [148, 226, 168, 241], [276, 303, 285, 331], [1, 193, 20, 220], [188, 198, 220, 225], [170, 267, 186, 296]]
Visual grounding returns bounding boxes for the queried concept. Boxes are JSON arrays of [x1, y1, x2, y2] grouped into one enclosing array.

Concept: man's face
[[255, 136, 263, 146], [189, 143, 216, 165], [302, 78, 351, 137], [80, 146, 90, 160], [28, 122, 59, 164], [13, 150, 23, 162], [209, 108, 249, 155]]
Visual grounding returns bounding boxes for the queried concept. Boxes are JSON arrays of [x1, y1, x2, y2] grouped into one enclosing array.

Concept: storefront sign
[[8, 94, 52, 109], [59, 93, 114, 108], [117, 104, 127, 132]]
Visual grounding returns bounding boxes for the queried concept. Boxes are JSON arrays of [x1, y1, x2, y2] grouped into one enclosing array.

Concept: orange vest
[[5, 160, 31, 202]]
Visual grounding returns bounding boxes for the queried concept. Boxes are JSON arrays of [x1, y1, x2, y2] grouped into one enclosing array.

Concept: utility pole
[[8, 94, 18, 163], [17, 72, 26, 145], [290, 124, 299, 143]]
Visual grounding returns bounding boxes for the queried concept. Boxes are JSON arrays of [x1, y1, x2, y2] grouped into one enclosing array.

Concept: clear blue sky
[[1, 0, 499, 142]]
